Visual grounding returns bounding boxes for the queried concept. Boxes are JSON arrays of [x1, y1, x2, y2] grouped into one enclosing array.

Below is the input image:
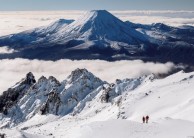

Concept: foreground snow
[[72, 119, 194, 138], [0, 70, 194, 137], [1, 118, 194, 138]]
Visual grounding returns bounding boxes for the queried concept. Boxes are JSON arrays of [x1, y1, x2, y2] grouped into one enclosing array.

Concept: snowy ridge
[[0, 72, 36, 115], [0, 69, 188, 124], [0, 68, 105, 127], [0, 68, 155, 127], [24, 19, 74, 37], [1, 69, 194, 137], [0, 19, 74, 47]]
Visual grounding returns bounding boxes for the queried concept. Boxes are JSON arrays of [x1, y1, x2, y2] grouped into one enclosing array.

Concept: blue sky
[[0, 0, 194, 11]]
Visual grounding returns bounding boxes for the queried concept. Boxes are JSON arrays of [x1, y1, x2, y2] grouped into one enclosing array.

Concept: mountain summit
[[52, 10, 148, 46]]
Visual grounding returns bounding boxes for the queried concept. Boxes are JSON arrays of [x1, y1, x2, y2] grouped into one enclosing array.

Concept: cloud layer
[[0, 10, 194, 36], [0, 59, 176, 94]]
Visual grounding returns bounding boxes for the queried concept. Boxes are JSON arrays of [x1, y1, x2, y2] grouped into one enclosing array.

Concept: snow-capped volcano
[[50, 10, 148, 46], [0, 10, 194, 64], [0, 10, 153, 59], [0, 10, 149, 50]]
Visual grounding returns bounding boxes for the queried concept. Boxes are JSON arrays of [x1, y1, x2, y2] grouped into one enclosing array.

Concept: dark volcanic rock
[[0, 72, 36, 115]]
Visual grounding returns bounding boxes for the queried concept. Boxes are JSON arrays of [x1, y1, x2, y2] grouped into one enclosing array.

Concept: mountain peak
[[84, 10, 116, 21], [24, 72, 36, 85], [68, 68, 90, 82], [90, 10, 108, 12], [66, 68, 104, 85], [0, 72, 36, 115], [89, 10, 110, 15], [61, 9, 147, 45]]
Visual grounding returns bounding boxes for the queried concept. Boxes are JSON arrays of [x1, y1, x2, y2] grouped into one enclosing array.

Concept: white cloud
[[111, 11, 194, 26], [0, 11, 84, 36], [0, 59, 176, 94], [0, 46, 16, 54]]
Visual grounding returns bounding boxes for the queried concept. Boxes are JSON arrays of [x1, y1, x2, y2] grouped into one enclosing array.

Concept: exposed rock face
[[0, 68, 105, 127], [58, 68, 105, 115], [40, 91, 61, 115], [100, 86, 112, 103], [24, 72, 36, 85], [0, 72, 36, 115]]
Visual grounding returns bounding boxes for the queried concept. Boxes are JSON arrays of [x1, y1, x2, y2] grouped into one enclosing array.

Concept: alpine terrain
[[0, 68, 194, 138]]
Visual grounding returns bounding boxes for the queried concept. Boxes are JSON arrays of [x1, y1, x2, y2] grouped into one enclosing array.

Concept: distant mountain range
[[0, 10, 194, 64]]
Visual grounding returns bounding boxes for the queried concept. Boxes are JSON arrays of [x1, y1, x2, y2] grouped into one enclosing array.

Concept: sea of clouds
[[0, 10, 194, 36]]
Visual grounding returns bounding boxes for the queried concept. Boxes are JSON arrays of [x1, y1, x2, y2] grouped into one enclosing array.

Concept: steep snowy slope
[[35, 19, 74, 35], [0, 72, 36, 115], [0, 19, 74, 48]]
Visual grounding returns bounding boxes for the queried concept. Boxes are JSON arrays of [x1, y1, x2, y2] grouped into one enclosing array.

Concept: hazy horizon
[[0, 10, 194, 37], [0, 0, 194, 11]]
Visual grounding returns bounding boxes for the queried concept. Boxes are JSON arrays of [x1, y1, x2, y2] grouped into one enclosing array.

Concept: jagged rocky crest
[[0, 68, 157, 128], [0, 72, 36, 115]]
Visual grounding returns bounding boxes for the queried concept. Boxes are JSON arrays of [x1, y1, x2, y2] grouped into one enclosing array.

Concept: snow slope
[[0, 69, 194, 137], [74, 119, 194, 138], [2, 118, 194, 138]]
